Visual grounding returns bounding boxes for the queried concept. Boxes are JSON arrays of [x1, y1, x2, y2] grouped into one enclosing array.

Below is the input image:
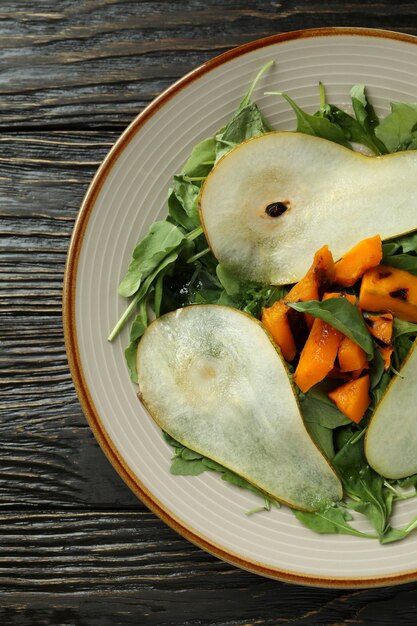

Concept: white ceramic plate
[[64, 27, 417, 588]]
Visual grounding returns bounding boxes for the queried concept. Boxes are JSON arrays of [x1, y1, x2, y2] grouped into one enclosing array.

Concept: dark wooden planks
[[0, 510, 416, 625], [0, 131, 142, 509], [0, 0, 416, 128]]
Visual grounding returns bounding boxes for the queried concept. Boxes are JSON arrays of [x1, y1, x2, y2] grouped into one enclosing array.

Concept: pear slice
[[199, 132, 417, 285], [136, 305, 342, 511], [365, 341, 417, 479]]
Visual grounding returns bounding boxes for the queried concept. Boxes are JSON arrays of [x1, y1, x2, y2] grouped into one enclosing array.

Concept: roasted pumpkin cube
[[359, 265, 417, 323], [334, 235, 382, 287]]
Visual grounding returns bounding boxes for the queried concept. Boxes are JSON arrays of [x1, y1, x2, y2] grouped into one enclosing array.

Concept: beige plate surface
[[64, 27, 417, 588]]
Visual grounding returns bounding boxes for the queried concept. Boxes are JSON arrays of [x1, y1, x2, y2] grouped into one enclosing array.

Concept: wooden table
[[2, 2, 417, 624]]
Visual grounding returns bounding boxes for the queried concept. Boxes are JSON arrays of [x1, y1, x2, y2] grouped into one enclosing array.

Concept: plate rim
[[63, 26, 417, 588]]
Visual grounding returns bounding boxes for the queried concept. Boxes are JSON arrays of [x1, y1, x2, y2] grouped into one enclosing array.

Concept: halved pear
[[365, 341, 417, 479], [136, 304, 342, 511], [199, 132, 417, 285]]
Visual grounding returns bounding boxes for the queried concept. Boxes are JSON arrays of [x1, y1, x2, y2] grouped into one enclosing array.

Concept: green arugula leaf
[[322, 105, 379, 153], [216, 263, 242, 297], [170, 457, 207, 475], [162, 432, 280, 510], [153, 268, 167, 318], [382, 242, 400, 256], [181, 136, 217, 179], [239, 60, 274, 110], [214, 61, 273, 161], [380, 514, 417, 544], [392, 318, 417, 365], [396, 473, 417, 491], [275, 92, 352, 148], [393, 318, 417, 339], [388, 231, 417, 254], [118, 221, 186, 298], [175, 446, 203, 461], [350, 84, 387, 155], [369, 346, 386, 389], [368, 346, 391, 410], [375, 102, 417, 152], [167, 175, 200, 229], [124, 298, 149, 383], [202, 457, 271, 500], [286, 298, 374, 360], [216, 263, 288, 317], [304, 420, 335, 459], [298, 386, 350, 429], [333, 435, 392, 536], [382, 254, 417, 276], [109, 248, 182, 341], [215, 103, 270, 161], [294, 504, 377, 538]]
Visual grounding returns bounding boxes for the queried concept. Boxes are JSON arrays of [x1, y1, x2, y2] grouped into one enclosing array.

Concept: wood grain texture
[[0, 510, 416, 625], [0, 0, 416, 128], [2, 1, 417, 624]]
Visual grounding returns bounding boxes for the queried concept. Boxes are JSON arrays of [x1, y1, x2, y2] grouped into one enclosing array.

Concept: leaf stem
[[349, 428, 367, 445], [384, 481, 416, 500], [108, 291, 144, 342], [241, 60, 274, 107], [185, 226, 203, 241], [404, 514, 417, 534], [186, 247, 210, 264], [319, 81, 326, 110], [183, 175, 206, 182]]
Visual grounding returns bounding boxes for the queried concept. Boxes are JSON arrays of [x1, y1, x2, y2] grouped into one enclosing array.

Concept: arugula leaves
[[294, 505, 377, 539], [124, 298, 149, 384], [108, 61, 274, 369], [392, 318, 417, 365], [382, 237, 417, 275], [295, 433, 417, 543], [287, 298, 374, 360], [118, 221, 187, 298], [275, 92, 351, 148], [349, 84, 387, 154], [167, 176, 201, 230], [273, 82, 417, 156], [332, 434, 393, 537], [298, 386, 350, 429], [215, 103, 271, 161], [269, 83, 387, 153], [375, 102, 417, 152], [162, 431, 280, 514]]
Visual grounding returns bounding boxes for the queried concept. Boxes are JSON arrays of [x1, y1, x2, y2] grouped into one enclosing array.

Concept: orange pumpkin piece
[[338, 336, 368, 372], [262, 244, 335, 355], [327, 367, 352, 381], [261, 301, 297, 362], [287, 245, 335, 303], [359, 265, 417, 323], [293, 319, 343, 393], [287, 245, 335, 330], [365, 313, 393, 346], [322, 292, 356, 305], [328, 375, 371, 424], [334, 235, 382, 287], [379, 345, 394, 371], [351, 366, 367, 379]]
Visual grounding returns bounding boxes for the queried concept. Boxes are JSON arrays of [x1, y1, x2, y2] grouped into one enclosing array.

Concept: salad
[[109, 63, 417, 543]]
